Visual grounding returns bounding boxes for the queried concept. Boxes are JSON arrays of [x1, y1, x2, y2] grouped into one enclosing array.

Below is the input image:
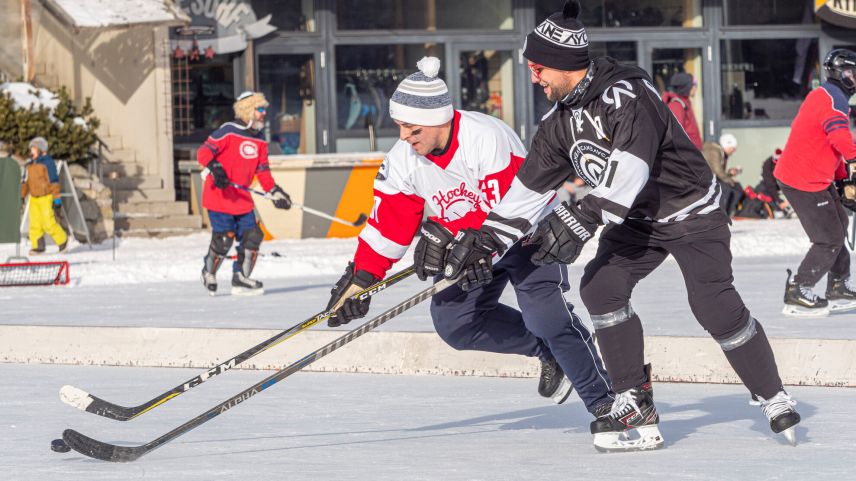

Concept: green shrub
[[0, 84, 101, 163]]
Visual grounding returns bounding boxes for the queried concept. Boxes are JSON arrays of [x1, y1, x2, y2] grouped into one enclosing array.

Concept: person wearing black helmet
[[774, 48, 856, 318], [434, 0, 800, 451]]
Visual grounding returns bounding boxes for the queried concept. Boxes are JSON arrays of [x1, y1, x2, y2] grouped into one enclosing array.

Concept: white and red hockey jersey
[[353, 110, 532, 279]]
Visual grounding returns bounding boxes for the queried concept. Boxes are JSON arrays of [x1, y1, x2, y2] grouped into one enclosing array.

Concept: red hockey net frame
[[0, 261, 70, 287]]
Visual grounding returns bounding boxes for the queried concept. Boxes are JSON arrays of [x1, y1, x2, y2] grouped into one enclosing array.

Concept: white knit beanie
[[389, 57, 453, 126]]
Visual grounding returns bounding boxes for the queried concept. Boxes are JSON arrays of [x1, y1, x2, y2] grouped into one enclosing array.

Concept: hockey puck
[[51, 438, 70, 453]]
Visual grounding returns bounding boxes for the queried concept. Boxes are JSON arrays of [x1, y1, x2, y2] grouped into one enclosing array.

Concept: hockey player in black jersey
[[436, 1, 800, 451]]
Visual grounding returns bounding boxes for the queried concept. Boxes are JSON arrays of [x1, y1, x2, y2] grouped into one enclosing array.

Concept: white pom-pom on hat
[[417, 56, 441, 78]]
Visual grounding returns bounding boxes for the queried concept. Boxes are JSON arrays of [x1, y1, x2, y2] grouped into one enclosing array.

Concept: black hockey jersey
[[482, 57, 727, 248]]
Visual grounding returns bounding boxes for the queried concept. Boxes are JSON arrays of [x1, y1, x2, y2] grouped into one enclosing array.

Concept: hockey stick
[[59, 266, 416, 421], [62, 276, 456, 462], [231, 183, 368, 227]]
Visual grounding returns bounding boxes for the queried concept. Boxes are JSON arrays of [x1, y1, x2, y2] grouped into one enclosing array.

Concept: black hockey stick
[[847, 210, 856, 251], [231, 183, 368, 227], [59, 266, 415, 421], [62, 276, 456, 462]]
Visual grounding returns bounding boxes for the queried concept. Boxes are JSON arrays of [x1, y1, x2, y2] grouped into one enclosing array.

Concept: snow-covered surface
[[47, 0, 186, 28], [0, 218, 818, 287], [0, 82, 60, 111], [3, 218, 856, 339], [2, 364, 852, 480], [1, 82, 88, 127]]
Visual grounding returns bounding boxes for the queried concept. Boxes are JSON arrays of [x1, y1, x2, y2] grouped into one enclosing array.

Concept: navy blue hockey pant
[[430, 242, 613, 413], [208, 210, 258, 273]]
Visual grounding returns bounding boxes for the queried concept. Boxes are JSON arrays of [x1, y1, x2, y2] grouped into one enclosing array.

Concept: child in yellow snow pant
[[28, 194, 67, 248]]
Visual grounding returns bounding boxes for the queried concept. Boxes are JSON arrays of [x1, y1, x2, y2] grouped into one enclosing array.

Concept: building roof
[[43, 0, 190, 29]]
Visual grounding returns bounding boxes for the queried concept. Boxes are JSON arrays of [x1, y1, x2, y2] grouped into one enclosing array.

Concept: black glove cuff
[[553, 201, 596, 242]]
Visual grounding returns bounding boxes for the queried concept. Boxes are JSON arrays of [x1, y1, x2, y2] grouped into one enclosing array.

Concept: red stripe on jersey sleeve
[[353, 239, 396, 280], [370, 189, 424, 247], [479, 153, 525, 209]]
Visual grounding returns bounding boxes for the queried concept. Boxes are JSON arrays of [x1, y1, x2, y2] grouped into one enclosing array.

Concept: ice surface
[[1, 364, 852, 480]]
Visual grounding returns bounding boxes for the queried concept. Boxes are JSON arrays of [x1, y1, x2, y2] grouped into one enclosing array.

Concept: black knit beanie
[[523, 1, 590, 71]]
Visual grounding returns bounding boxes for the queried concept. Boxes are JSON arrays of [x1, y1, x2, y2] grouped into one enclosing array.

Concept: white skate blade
[[828, 298, 856, 313], [550, 377, 574, 404], [781, 304, 830, 318], [231, 286, 264, 296], [781, 426, 797, 446], [593, 425, 664, 453]]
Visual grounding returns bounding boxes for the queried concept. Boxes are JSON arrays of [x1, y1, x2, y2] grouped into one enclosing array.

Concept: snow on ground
[[3, 218, 856, 339], [0, 218, 817, 287], [3, 364, 851, 480]]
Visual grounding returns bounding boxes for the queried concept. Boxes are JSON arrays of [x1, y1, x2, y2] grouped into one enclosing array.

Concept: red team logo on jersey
[[239, 141, 259, 159], [432, 182, 484, 222]]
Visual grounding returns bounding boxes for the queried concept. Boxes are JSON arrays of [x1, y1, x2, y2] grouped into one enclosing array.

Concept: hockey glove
[[847, 159, 856, 182], [269, 185, 292, 210], [207, 160, 230, 189], [530, 201, 597, 266], [836, 179, 856, 213], [414, 219, 454, 281], [326, 262, 378, 327], [443, 228, 504, 291]]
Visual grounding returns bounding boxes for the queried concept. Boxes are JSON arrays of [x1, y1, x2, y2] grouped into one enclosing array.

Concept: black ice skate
[[590, 364, 663, 453], [826, 276, 856, 313], [231, 272, 264, 296], [201, 267, 217, 296], [751, 390, 800, 446], [782, 269, 829, 317], [538, 356, 573, 404]]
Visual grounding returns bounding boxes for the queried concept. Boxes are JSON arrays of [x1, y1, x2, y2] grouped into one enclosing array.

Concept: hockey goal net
[[0, 261, 70, 287]]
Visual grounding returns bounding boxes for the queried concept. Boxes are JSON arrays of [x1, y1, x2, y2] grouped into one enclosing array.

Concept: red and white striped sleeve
[[353, 148, 425, 279]]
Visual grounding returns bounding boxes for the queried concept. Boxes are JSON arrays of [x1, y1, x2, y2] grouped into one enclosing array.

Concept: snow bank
[[0, 219, 815, 287]]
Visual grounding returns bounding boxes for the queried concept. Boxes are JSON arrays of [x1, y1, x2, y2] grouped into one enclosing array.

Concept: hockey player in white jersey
[[326, 57, 614, 415]]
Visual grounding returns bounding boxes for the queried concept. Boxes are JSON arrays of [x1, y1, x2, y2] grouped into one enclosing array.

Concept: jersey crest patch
[[239, 141, 259, 159], [431, 182, 484, 222], [569, 139, 610, 187]]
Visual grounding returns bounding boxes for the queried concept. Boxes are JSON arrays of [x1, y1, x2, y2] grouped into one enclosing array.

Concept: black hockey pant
[[780, 182, 850, 287], [579, 224, 783, 399], [431, 242, 613, 413]]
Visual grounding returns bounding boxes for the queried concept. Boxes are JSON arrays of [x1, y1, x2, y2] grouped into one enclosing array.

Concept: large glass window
[[536, 0, 702, 28], [172, 56, 235, 142], [251, 0, 316, 32], [720, 38, 819, 121], [724, 0, 813, 26], [336, 0, 512, 30], [460, 50, 514, 128], [335, 44, 445, 133], [258, 54, 317, 155], [532, 42, 637, 120]]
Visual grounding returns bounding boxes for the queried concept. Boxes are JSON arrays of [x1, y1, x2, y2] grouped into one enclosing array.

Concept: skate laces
[[799, 285, 819, 301], [541, 360, 556, 383], [750, 391, 796, 421], [609, 389, 642, 420]]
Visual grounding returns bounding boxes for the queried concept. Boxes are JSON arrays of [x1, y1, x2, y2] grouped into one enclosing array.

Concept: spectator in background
[[756, 148, 792, 216], [557, 175, 592, 205], [702, 133, 743, 216], [21, 137, 67, 254], [662, 72, 703, 149]]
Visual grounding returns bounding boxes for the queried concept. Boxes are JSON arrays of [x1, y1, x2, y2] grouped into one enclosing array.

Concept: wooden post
[[20, 0, 34, 82]]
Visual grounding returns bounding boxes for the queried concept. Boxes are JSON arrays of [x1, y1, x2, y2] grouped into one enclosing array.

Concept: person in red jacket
[[197, 91, 292, 296], [662, 72, 703, 150], [774, 49, 856, 317]]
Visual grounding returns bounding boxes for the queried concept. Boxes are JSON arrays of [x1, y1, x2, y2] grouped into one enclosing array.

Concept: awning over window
[[42, 0, 190, 29]]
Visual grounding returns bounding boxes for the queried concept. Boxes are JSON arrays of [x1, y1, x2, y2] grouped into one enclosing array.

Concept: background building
[[3, 1, 855, 236]]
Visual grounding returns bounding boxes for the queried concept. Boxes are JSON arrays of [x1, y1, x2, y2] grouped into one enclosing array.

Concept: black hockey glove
[[836, 179, 856, 213], [530, 201, 597, 266], [443, 228, 505, 291], [326, 262, 378, 327], [414, 220, 454, 281], [269, 185, 292, 210], [207, 160, 230, 189]]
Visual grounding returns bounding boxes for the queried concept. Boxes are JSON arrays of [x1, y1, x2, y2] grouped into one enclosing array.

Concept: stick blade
[[353, 213, 368, 227], [63, 429, 147, 462]]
